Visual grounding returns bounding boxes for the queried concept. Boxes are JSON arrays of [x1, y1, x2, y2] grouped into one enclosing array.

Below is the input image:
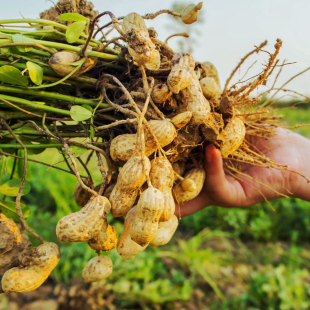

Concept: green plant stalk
[[0, 143, 64, 149], [0, 94, 71, 116], [0, 85, 108, 108], [1, 129, 89, 137], [0, 60, 104, 85], [0, 111, 34, 119], [0, 38, 122, 61], [1, 28, 120, 55]]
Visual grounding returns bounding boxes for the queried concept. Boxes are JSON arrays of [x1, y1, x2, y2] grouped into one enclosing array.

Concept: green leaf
[[81, 104, 93, 113], [70, 105, 92, 121], [26, 61, 43, 86], [11, 34, 35, 52], [0, 65, 28, 86], [0, 201, 30, 223], [0, 178, 31, 197], [65, 21, 87, 44], [69, 145, 88, 157], [59, 13, 89, 22]]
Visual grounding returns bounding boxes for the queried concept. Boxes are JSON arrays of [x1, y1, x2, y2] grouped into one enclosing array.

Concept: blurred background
[[1, 1, 310, 309]]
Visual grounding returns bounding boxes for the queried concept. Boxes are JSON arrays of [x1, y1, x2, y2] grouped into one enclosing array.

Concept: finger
[[204, 145, 227, 190]]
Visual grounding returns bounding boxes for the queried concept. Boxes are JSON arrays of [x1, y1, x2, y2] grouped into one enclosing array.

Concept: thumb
[[204, 145, 227, 190]]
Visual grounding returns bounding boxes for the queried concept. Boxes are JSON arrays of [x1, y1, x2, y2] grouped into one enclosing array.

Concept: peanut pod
[[110, 120, 177, 162], [1, 242, 60, 293], [150, 215, 179, 246], [220, 117, 246, 157], [117, 206, 148, 260], [82, 255, 113, 283], [174, 168, 206, 204], [181, 2, 203, 24], [88, 222, 118, 252], [180, 71, 211, 125], [122, 13, 160, 70], [167, 53, 195, 94], [150, 157, 175, 221], [56, 195, 111, 242], [200, 77, 222, 100], [110, 155, 151, 217], [130, 187, 165, 246]]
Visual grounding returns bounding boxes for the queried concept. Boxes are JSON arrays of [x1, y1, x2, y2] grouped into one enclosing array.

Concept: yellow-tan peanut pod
[[122, 13, 160, 70], [1, 242, 60, 293], [160, 190, 175, 222], [56, 195, 111, 242], [49, 50, 97, 77], [150, 215, 179, 246], [181, 178, 197, 192], [110, 156, 151, 217], [200, 77, 222, 100], [171, 111, 193, 129], [181, 2, 203, 24], [151, 84, 171, 103], [88, 222, 118, 252], [130, 187, 165, 246], [174, 168, 206, 204], [181, 71, 211, 125], [0, 213, 21, 245], [167, 53, 195, 94], [110, 120, 177, 162], [150, 158, 175, 222], [82, 255, 112, 283], [117, 206, 148, 260], [172, 161, 186, 182], [200, 61, 220, 86], [150, 157, 174, 191], [220, 117, 246, 158]]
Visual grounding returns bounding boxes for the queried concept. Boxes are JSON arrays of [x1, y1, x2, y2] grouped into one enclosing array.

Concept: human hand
[[178, 128, 310, 216]]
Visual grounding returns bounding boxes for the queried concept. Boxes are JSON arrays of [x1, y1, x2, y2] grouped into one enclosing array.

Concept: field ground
[[0, 105, 310, 310]]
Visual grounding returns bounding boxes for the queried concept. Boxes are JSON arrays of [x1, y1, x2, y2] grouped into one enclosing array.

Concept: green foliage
[[0, 178, 30, 196], [65, 21, 87, 44], [26, 61, 43, 86], [0, 65, 28, 86], [70, 105, 92, 121], [0, 200, 30, 222]]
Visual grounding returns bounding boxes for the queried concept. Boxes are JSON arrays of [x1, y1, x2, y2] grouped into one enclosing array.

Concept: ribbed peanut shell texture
[[88, 223, 117, 252], [174, 168, 206, 204], [122, 13, 160, 70], [151, 84, 171, 103], [130, 187, 165, 246], [150, 158, 175, 221], [117, 207, 148, 260], [171, 111, 193, 129], [200, 61, 220, 86], [82, 255, 113, 283], [1, 242, 60, 293], [200, 77, 222, 100], [110, 156, 151, 217], [167, 53, 195, 94], [56, 195, 111, 242], [181, 72, 211, 125], [110, 120, 176, 162], [220, 117, 246, 158], [150, 215, 179, 246]]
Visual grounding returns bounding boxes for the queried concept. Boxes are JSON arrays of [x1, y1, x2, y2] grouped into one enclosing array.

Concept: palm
[[178, 128, 307, 216]]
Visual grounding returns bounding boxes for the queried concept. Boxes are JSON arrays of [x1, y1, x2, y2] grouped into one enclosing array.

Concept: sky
[[1, 0, 310, 98]]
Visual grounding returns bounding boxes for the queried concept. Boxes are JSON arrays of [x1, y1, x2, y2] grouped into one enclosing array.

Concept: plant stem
[[0, 143, 64, 149], [0, 85, 108, 108], [0, 94, 71, 116], [0, 60, 99, 85]]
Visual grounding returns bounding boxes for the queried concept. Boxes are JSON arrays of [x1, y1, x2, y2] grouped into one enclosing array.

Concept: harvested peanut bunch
[[0, 0, 307, 291]]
